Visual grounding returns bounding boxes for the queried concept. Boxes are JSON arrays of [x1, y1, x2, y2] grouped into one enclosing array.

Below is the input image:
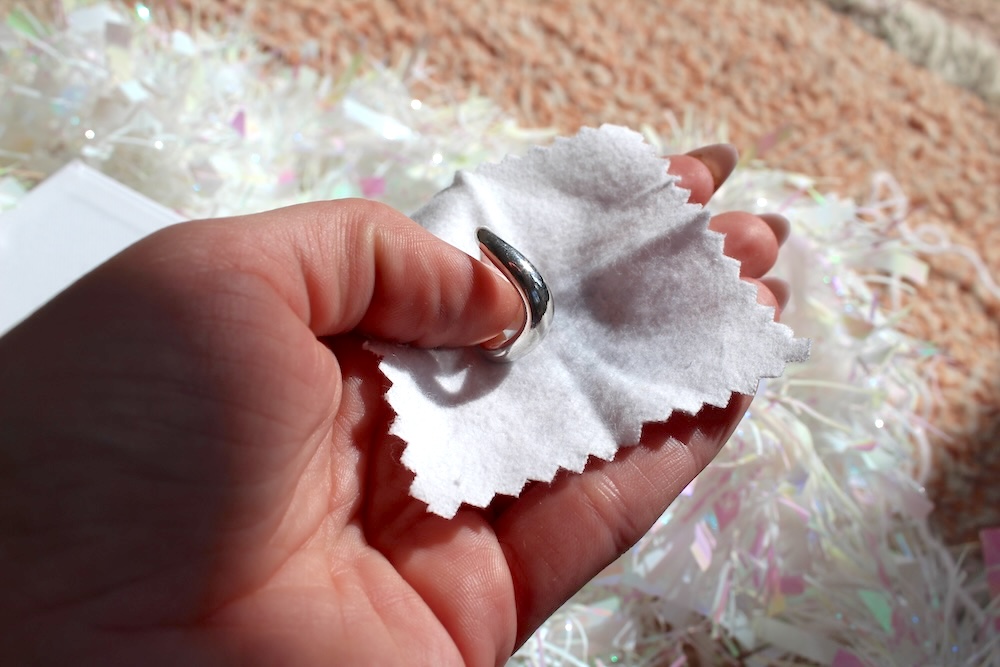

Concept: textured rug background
[[824, 0, 1000, 105], [15, 0, 999, 544]]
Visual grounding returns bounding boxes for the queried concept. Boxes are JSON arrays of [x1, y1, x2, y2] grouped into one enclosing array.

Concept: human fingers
[[494, 276, 783, 648], [132, 198, 523, 348], [759, 212, 791, 246], [497, 392, 753, 647], [760, 276, 791, 312], [708, 211, 782, 279], [707, 210, 791, 314], [666, 143, 739, 206], [669, 145, 791, 281]]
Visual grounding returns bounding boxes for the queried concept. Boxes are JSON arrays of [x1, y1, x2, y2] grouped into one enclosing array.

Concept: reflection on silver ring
[[477, 227, 553, 363]]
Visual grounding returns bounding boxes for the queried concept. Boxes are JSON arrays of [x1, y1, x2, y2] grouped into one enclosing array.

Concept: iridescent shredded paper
[[2, 5, 997, 664]]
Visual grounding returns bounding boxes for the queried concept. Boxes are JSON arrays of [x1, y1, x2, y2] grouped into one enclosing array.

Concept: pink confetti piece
[[891, 609, 914, 645], [778, 496, 810, 522], [766, 546, 779, 581], [750, 524, 767, 558], [360, 176, 385, 198], [231, 109, 246, 138], [713, 491, 741, 532], [981, 527, 1000, 598], [832, 649, 868, 667], [691, 521, 716, 572], [780, 575, 805, 596], [712, 578, 731, 623]]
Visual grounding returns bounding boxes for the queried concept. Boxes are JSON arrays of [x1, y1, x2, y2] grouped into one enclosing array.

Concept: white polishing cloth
[[372, 126, 810, 517]]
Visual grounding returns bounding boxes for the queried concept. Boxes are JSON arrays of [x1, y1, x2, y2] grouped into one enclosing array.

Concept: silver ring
[[477, 227, 553, 362]]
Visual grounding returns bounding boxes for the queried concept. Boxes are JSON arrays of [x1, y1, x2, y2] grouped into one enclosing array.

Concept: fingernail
[[685, 143, 739, 190], [773, 279, 791, 310], [763, 277, 792, 311], [759, 213, 791, 246]]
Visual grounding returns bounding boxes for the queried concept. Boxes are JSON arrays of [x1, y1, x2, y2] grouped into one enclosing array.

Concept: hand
[[0, 145, 789, 666]]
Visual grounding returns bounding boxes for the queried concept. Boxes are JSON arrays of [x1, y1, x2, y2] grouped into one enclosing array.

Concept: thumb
[[145, 199, 524, 348]]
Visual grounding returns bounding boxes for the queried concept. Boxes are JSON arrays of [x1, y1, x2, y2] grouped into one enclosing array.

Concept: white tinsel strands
[[0, 3, 547, 216], [2, 4, 998, 666]]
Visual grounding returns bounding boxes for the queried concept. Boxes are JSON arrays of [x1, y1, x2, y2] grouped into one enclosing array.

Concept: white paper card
[[373, 126, 810, 517], [0, 161, 185, 335]]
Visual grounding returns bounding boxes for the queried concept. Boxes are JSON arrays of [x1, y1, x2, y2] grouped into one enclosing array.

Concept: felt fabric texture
[[372, 126, 809, 517]]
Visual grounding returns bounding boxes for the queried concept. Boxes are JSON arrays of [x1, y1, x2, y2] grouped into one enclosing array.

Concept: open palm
[[0, 149, 788, 666]]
